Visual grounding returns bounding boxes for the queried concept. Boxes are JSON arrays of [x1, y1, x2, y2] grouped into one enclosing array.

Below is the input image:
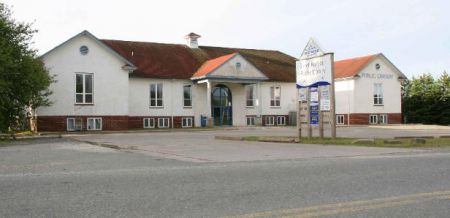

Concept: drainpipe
[[171, 79, 174, 128], [257, 82, 263, 125]]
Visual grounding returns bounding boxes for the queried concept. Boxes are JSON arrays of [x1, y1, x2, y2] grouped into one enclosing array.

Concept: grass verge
[[241, 136, 450, 148]]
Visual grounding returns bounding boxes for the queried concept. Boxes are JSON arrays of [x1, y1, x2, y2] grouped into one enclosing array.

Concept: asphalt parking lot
[[68, 125, 450, 163]]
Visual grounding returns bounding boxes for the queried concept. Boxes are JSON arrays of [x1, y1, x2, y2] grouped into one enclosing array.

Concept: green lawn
[[242, 136, 450, 148]]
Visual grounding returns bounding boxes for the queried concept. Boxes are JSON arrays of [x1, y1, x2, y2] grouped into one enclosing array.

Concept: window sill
[[246, 106, 255, 108], [270, 106, 281, 109], [183, 106, 193, 109], [373, 104, 384, 106], [149, 106, 164, 109], [75, 103, 94, 106]]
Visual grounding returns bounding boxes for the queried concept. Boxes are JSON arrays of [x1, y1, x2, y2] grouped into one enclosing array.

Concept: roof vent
[[185, 32, 201, 49]]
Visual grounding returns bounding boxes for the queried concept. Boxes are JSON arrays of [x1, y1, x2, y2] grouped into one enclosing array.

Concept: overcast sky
[[4, 0, 450, 78]]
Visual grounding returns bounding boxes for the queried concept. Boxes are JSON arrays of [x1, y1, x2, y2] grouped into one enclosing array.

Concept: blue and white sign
[[309, 87, 319, 125], [296, 38, 333, 88]]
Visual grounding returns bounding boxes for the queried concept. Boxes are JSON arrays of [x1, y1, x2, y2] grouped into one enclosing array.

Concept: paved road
[[1, 138, 450, 217]]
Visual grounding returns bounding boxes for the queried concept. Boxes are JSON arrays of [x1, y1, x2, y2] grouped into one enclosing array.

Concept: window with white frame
[[75, 73, 93, 104], [373, 83, 383, 105], [247, 117, 255, 126], [369, 114, 378, 124], [143, 118, 155, 128], [183, 85, 192, 107], [182, 117, 193, 128], [158, 118, 170, 128], [150, 83, 163, 107], [87, 118, 102, 130], [246, 85, 255, 107], [67, 118, 76, 131], [276, 116, 286, 125], [379, 114, 388, 124], [270, 86, 281, 107], [265, 116, 275, 126], [336, 115, 345, 125]]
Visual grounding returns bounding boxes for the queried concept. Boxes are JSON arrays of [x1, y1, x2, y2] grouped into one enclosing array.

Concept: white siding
[[209, 54, 267, 80], [353, 57, 402, 114], [335, 79, 355, 114], [37, 34, 129, 116], [129, 78, 195, 117], [260, 82, 297, 115]]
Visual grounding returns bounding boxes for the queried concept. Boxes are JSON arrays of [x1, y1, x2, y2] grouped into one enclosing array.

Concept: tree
[[0, 3, 53, 137], [402, 72, 450, 125]]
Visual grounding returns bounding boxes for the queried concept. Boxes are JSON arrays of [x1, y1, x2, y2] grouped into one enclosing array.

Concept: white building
[[334, 54, 406, 125], [37, 31, 297, 131], [37, 31, 405, 131]]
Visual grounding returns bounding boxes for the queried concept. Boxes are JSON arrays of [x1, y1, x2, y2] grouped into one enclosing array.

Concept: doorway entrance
[[211, 85, 232, 126]]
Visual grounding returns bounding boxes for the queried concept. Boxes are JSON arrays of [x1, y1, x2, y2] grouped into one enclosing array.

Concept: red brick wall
[[173, 116, 195, 128], [37, 116, 128, 131], [388, 113, 402, 124], [261, 115, 289, 126], [128, 116, 173, 129], [348, 113, 402, 125], [349, 114, 371, 125], [336, 114, 349, 125], [37, 116, 66, 132]]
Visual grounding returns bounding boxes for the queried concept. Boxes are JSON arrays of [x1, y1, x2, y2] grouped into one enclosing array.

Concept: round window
[[79, 45, 89, 55], [375, 63, 380, 70]]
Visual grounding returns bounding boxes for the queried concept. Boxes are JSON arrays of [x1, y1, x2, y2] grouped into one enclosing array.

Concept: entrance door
[[212, 85, 232, 126]]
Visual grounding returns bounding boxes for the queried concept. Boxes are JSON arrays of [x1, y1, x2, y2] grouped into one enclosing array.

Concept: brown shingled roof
[[101, 40, 297, 82]]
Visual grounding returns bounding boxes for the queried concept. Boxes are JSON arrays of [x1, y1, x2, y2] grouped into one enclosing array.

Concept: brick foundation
[[37, 115, 201, 131], [37, 116, 129, 131], [261, 115, 289, 126], [344, 113, 402, 125], [335, 114, 349, 125], [129, 116, 173, 129]]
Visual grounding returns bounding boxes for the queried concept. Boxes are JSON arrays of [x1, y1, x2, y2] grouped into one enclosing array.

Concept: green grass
[[241, 136, 450, 148]]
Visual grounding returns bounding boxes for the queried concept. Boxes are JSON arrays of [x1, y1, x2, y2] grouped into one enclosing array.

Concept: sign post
[[296, 38, 336, 140]]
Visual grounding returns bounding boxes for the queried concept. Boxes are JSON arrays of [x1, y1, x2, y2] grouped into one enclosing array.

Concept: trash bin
[[200, 115, 207, 127]]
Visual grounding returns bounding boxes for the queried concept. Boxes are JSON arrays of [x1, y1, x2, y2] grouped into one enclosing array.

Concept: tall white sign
[[296, 38, 333, 88], [296, 55, 333, 88], [296, 37, 336, 139]]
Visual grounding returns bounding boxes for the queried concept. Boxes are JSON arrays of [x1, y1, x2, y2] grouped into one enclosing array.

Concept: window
[[369, 115, 378, 124], [182, 117, 193, 128], [246, 85, 255, 107], [265, 116, 275, 126], [87, 118, 102, 130], [336, 115, 345, 125], [373, 83, 383, 105], [67, 118, 83, 131], [143, 118, 155, 128], [380, 114, 388, 124], [375, 63, 380, 70], [79, 45, 89, 55], [270, 86, 281, 107], [247, 117, 255, 126], [75, 73, 93, 104], [67, 118, 76, 131], [236, 62, 241, 69], [183, 85, 192, 107], [150, 83, 163, 107], [277, 116, 286, 125], [158, 118, 170, 128]]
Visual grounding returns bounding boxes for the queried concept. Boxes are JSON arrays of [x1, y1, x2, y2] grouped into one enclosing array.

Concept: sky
[[3, 0, 450, 78]]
